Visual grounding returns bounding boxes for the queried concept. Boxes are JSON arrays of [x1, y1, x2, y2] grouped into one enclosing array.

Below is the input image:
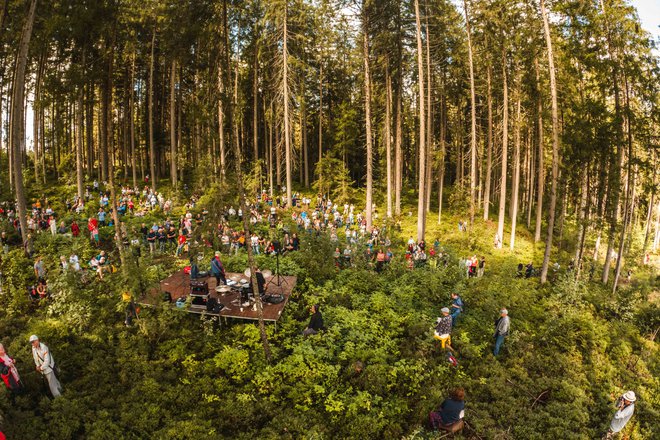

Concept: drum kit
[[219, 269, 275, 308]]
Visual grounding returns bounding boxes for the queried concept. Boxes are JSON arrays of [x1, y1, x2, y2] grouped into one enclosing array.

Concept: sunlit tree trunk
[[148, 28, 156, 191], [170, 59, 177, 187], [414, 0, 426, 241], [283, 2, 292, 207], [496, 46, 508, 249], [130, 53, 137, 188], [510, 92, 521, 250], [483, 64, 493, 220], [363, 9, 373, 231], [463, 0, 477, 225], [534, 58, 544, 243], [11, 0, 36, 246], [385, 60, 393, 218], [539, 0, 560, 284]]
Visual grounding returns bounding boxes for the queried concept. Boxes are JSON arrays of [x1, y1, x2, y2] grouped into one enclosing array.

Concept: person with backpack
[[0, 343, 23, 394], [30, 335, 61, 398], [434, 308, 453, 349], [493, 309, 510, 356]]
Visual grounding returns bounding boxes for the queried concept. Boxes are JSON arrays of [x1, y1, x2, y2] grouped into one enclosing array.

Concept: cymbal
[[262, 269, 272, 278], [240, 278, 248, 284], [216, 286, 231, 293], [229, 274, 242, 282], [244, 268, 251, 277]]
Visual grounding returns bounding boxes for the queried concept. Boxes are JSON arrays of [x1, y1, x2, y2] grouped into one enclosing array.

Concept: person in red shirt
[[176, 230, 187, 257], [71, 220, 80, 237]]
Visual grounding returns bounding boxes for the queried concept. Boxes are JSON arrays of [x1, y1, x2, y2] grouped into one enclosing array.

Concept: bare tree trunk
[[425, 2, 433, 214], [318, 64, 323, 163], [464, 0, 477, 225], [385, 60, 393, 218], [574, 167, 589, 269], [12, 0, 37, 246], [534, 58, 544, 243], [414, 0, 426, 241], [509, 92, 521, 250], [253, 49, 259, 163], [217, 62, 226, 183], [283, 3, 292, 207], [170, 59, 177, 187], [483, 65, 493, 220], [130, 53, 137, 188], [539, 0, 561, 284], [33, 53, 44, 182], [76, 66, 85, 199], [149, 28, 156, 191], [394, 5, 403, 217], [496, 47, 508, 249], [438, 82, 446, 224], [268, 100, 274, 196], [363, 10, 374, 231]]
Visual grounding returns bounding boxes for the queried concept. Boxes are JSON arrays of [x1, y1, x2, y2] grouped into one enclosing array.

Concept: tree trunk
[[33, 52, 44, 182], [76, 67, 84, 199], [363, 10, 374, 231], [170, 59, 177, 187], [496, 47, 508, 249], [217, 62, 226, 183], [414, 0, 426, 241], [130, 53, 137, 188], [283, 3, 292, 207], [394, 4, 403, 217], [509, 92, 521, 250], [149, 28, 156, 191], [574, 167, 589, 270], [534, 58, 544, 243], [483, 64, 493, 220], [464, 0, 477, 225], [318, 64, 323, 163], [385, 60, 393, 218], [438, 81, 446, 224], [539, 0, 561, 284], [253, 49, 259, 163], [11, 0, 37, 246], [425, 2, 433, 214]]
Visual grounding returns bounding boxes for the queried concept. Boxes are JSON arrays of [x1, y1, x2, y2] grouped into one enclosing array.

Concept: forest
[[0, 0, 658, 438]]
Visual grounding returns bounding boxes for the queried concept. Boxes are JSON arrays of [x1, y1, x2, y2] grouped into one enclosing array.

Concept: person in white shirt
[[605, 391, 636, 439], [30, 335, 61, 398]]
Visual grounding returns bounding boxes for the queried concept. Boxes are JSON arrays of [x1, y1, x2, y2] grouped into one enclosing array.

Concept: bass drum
[[263, 294, 285, 304]]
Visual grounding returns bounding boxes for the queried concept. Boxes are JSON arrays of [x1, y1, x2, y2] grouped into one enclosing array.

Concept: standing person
[[147, 228, 157, 254], [478, 256, 486, 277], [175, 230, 187, 257], [303, 304, 324, 336], [0, 343, 23, 393], [34, 256, 46, 281], [71, 220, 80, 237], [1, 231, 9, 254], [493, 309, 510, 356], [450, 293, 464, 325], [434, 308, 453, 349], [49, 216, 57, 235], [210, 251, 226, 286], [604, 391, 636, 439], [429, 387, 465, 431], [30, 335, 61, 398]]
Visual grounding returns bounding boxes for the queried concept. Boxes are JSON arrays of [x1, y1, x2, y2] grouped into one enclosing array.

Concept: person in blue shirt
[[450, 293, 464, 325], [210, 252, 226, 286], [97, 208, 106, 227], [429, 388, 465, 431]]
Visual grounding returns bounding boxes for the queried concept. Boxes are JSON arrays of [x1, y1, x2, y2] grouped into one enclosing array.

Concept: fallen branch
[[531, 390, 549, 409]]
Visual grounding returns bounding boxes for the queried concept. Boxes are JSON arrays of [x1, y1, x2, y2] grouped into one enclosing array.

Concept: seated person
[[36, 280, 48, 299], [429, 388, 465, 431], [190, 261, 200, 280], [433, 308, 453, 349], [516, 263, 524, 278], [525, 262, 534, 278], [302, 304, 324, 336], [28, 285, 39, 301]]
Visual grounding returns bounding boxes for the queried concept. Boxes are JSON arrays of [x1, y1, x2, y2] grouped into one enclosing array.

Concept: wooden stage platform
[[144, 269, 297, 322]]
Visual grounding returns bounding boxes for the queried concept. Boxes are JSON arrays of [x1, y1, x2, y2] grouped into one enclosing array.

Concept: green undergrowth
[[0, 187, 658, 439]]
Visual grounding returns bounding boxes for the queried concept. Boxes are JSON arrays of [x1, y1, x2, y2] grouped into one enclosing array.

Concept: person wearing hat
[[210, 251, 226, 287], [30, 335, 61, 398], [303, 304, 324, 336], [605, 391, 636, 438], [493, 309, 510, 356], [434, 308, 453, 349]]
